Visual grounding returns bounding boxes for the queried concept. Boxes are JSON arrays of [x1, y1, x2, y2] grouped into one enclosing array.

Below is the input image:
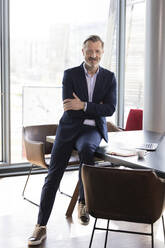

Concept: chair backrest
[[23, 124, 58, 154], [82, 165, 165, 224], [23, 124, 58, 167], [125, 109, 143, 131]]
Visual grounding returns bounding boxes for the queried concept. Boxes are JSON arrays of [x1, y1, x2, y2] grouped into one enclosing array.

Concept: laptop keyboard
[[136, 143, 158, 151]]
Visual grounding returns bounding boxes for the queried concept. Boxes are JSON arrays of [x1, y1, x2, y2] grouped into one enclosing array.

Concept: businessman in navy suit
[[28, 35, 117, 246]]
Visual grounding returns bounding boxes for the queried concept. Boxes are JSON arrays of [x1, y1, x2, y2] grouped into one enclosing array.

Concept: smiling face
[[82, 40, 104, 72]]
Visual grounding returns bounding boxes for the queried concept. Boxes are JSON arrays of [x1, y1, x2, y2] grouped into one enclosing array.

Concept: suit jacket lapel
[[79, 64, 88, 100], [92, 67, 104, 101]]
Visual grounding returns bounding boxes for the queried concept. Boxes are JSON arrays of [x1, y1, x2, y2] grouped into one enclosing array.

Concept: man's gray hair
[[83, 35, 104, 48]]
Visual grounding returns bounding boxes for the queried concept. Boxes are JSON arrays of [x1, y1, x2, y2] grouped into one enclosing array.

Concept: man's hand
[[63, 92, 85, 111]]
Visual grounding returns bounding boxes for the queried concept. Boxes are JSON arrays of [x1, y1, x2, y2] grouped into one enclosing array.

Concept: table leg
[[65, 181, 79, 217]]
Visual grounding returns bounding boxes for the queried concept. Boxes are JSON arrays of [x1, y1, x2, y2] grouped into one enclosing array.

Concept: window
[[124, 0, 145, 125], [10, 0, 112, 163]]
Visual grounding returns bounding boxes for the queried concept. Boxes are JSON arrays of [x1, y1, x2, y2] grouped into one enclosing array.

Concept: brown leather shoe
[[78, 202, 90, 225], [28, 224, 46, 246]]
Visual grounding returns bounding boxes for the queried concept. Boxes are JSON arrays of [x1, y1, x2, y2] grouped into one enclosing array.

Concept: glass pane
[[124, 0, 145, 125], [10, 0, 115, 163], [22, 87, 62, 126], [103, 0, 118, 124]]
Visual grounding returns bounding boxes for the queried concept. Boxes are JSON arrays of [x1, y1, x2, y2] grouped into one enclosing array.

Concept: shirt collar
[[83, 62, 99, 77]]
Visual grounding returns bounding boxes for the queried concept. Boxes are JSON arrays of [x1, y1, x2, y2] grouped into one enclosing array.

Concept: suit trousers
[[37, 124, 102, 226]]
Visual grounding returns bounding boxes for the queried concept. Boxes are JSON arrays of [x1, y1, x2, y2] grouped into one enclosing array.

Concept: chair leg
[[151, 223, 154, 248], [89, 218, 97, 248], [104, 220, 110, 248], [58, 185, 72, 198], [22, 164, 39, 207], [162, 215, 165, 244]]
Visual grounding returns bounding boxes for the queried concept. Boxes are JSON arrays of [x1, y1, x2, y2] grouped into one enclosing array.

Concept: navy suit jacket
[[56, 63, 117, 143]]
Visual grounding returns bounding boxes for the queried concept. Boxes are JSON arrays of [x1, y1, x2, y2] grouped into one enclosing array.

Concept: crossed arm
[[63, 93, 85, 111], [62, 70, 116, 118]]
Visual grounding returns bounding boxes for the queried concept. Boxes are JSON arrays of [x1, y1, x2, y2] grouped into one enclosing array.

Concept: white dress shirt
[[83, 63, 99, 126]]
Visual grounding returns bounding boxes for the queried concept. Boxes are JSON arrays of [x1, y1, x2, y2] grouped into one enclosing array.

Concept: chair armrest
[[118, 127, 125, 131], [24, 139, 48, 168]]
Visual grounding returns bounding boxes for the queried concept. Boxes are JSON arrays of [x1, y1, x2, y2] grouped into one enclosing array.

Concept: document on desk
[[106, 148, 137, 157]]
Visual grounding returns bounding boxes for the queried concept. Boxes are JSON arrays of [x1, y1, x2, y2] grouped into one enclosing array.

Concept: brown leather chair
[[82, 165, 165, 248], [22, 124, 80, 208]]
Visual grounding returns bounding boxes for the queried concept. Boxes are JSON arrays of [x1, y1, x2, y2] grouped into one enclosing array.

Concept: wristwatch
[[83, 102, 87, 111]]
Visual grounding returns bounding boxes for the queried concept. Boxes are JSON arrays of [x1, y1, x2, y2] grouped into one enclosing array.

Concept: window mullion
[[116, 0, 126, 128], [1, 0, 10, 164]]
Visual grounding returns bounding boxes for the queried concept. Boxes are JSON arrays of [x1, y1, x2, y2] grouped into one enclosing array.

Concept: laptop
[[136, 143, 158, 151]]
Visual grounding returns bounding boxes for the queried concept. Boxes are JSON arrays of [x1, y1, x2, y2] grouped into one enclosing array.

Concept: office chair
[[125, 108, 143, 131], [82, 165, 165, 248], [22, 124, 80, 207]]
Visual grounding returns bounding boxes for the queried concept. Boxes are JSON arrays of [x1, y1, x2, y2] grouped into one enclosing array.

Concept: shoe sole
[[78, 218, 90, 226], [28, 234, 47, 246]]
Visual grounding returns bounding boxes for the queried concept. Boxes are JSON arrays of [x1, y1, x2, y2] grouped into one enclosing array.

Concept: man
[[28, 35, 116, 246]]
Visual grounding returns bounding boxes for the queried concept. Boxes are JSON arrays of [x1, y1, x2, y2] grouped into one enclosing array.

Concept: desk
[[47, 130, 165, 217]]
